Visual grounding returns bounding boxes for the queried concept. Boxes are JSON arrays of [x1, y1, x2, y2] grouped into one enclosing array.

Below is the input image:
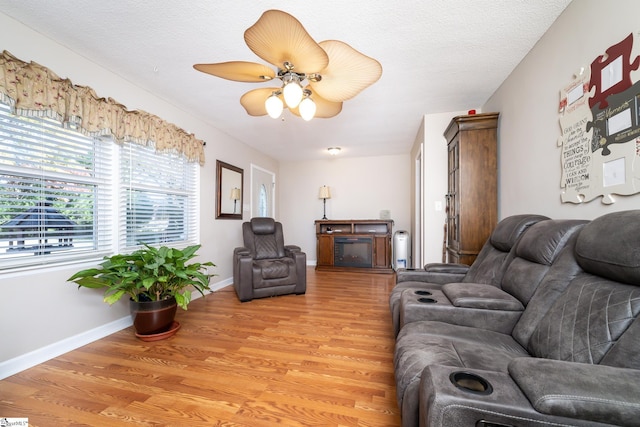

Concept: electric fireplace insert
[[334, 236, 373, 268]]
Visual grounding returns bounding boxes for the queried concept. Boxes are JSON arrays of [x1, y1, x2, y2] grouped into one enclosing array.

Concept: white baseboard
[[0, 316, 132, 380], [0, 278, 234, 380], [202, 276, 233, 294]]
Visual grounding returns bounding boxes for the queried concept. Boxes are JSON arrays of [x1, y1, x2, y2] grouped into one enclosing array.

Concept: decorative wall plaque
[[559, 32, 640, 204]]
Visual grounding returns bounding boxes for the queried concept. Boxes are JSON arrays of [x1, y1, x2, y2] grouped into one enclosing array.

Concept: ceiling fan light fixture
[[194, 10, 381, 121], [283, 78, 303, 108], [299, 96, 316, 121], [327, 147, 341, 155], [265, 93, 284, 118]]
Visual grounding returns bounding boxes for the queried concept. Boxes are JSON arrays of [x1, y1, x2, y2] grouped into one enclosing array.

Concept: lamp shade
[[230, 187, 241, 200], [318, 185, 331, 199]]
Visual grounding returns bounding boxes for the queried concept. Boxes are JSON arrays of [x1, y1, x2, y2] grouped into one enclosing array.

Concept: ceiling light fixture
[[327, 147, 341, 155], [263, 66, 318, 120], [193, 10, 382, 122]]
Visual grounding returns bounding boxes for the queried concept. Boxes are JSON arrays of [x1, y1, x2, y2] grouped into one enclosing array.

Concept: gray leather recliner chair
[[233, 217, 306, 302]]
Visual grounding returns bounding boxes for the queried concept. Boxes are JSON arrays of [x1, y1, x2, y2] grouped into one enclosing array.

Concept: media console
[[314, 219, 393, 274]]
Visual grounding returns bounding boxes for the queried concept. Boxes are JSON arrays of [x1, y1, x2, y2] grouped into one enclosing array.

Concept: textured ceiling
[[0, 0, 572, 161]]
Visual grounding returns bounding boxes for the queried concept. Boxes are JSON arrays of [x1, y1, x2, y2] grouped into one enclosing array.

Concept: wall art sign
[[559, 32, 640, 204]]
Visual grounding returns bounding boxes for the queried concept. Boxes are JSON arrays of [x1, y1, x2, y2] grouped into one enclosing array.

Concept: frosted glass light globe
[[283, 81, 303, 108], [299, 97, 316, 121], [265, 94, 283, 119]]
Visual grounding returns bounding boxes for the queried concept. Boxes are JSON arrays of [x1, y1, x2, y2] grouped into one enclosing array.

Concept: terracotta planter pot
[[129, 296, 177, 336]]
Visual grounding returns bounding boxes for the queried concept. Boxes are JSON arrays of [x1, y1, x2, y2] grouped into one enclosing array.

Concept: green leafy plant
[[68, 244, 216, 310]]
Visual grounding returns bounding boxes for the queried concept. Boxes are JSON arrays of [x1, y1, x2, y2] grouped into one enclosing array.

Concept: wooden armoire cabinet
[[444, 112, 498, 265]]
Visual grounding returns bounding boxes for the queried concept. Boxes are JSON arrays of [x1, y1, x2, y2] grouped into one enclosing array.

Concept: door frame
[[414, 146, 423, 269]]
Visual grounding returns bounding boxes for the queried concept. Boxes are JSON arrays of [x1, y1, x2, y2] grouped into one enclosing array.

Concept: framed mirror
[[216, 160, 244, 220]]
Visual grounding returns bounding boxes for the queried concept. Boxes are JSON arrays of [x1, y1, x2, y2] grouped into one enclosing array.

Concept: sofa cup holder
[[450, 371, 493, 395], [418, 297, 437, 303], [414, 290, 432, 296]]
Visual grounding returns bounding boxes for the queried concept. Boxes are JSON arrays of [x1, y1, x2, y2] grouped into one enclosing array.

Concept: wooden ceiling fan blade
[[310, 40, 382, 102], [244, 10, 329, 74], [193, 61, 275, 82], [240, 87, 282, 116], [291, 93, 343, 119]]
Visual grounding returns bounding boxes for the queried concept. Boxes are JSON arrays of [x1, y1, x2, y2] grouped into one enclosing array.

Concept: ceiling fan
[[193, 10, 383, 121]]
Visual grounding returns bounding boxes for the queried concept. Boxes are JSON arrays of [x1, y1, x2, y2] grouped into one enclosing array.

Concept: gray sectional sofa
[[390, 210, 640, 427]]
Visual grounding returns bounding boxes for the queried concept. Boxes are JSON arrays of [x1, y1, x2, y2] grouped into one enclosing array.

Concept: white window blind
[[119, 142, 198, 249], [0, 103, 113, 269], [0, 102, 200, 271]]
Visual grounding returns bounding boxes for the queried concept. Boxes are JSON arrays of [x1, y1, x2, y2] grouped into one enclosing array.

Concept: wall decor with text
[[558, 32, 640, 204]]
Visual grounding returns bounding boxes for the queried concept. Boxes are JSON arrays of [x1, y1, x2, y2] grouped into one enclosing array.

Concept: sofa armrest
[[284, 245, 305, 265], [284, 244, 302, 255], [424, 262, 470, 274], [396, 262, 469, 284], [509, 358, 640, 426], [442, 282, 524, 311], [233, 247, 254, 302], [234, 246, 251, 257], [284, 245, 306, 294]]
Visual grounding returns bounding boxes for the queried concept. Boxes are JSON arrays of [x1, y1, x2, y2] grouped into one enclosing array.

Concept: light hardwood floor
[[0, 268, 401, 426]]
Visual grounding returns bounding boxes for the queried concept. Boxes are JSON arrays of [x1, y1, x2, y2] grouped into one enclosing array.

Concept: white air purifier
[[393, 230, 411, 270]]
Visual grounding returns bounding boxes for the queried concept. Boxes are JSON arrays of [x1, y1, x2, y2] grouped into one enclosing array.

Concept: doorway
[[414, 147, 423, 268], [250, 164, 275, 218]]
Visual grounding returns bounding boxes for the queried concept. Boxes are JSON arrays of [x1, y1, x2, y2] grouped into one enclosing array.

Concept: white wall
[[278, 155, 411, 262], [0, 13, 277, 369], [420, 111, 467, 265], [484, 0, 640, 219]]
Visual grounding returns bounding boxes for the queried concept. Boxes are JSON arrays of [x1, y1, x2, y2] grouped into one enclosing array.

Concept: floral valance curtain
[[0, 50, 205, 165]]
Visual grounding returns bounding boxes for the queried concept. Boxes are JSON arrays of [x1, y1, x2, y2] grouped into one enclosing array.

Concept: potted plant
[[68, 244, 215, 338]]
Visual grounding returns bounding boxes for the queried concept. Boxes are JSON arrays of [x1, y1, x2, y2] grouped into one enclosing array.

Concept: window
[[120, 142, 198, 248], [259, 184, 268, 217], [0, 103, 112, 269], [0, 103, 199, 271]]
